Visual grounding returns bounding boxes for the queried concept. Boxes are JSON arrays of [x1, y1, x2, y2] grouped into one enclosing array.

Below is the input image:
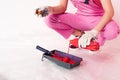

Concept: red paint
[[51, 53, 75, 64]]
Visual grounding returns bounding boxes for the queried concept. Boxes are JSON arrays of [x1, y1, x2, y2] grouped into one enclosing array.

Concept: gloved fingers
[[78, 37, 82, 48], [79, 30, 98, 48], [82, 37, 87, 48], [35, 6, 49, 17], [79, 36, 83, 48], [35, 8, 41, 15], [79, 34, 87, 48], [86, 36, 92, 46]]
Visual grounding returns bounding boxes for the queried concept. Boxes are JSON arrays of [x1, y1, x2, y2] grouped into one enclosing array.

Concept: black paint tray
[[36, 45, 83, 69]]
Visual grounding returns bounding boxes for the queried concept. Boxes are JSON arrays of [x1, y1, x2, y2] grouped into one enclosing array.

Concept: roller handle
[[36, 45, 52, 54]]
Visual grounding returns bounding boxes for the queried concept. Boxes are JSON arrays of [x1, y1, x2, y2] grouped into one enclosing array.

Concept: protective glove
[[78, 30, 98, 48], [35, 6, 49, 17]]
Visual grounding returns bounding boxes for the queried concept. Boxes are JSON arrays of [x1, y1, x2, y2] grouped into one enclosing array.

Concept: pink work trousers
[[44, 13, 119, 45]]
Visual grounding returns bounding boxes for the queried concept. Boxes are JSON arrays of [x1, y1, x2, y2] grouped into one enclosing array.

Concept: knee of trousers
[[44, 14, 59, 28], [103, 21, 120, 40]]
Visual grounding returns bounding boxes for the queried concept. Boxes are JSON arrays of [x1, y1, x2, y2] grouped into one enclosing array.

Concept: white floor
[[0, 0, 120, 80]]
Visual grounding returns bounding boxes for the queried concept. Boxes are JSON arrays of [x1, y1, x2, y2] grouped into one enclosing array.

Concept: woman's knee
[[103, 20, 119, 40], [45, 14, 60, 23], [44, 14, 59, 28]]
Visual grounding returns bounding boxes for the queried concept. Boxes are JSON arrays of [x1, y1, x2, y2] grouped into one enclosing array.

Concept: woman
[[36, 0, 119, 48]]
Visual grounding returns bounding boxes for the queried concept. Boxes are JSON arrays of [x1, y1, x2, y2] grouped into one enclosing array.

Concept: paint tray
[[36, 45, 83, 69]]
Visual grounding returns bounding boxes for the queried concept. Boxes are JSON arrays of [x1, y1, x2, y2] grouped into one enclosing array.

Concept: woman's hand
[[78, 30, 99, 48], [35, 6, 49, 17], [35, 0, 68, 17]]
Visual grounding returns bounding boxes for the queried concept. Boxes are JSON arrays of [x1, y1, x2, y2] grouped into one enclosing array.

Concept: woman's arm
[[48, 0, 68, 14], [79, 0, 115, 47], [93, 0, 114, 32]]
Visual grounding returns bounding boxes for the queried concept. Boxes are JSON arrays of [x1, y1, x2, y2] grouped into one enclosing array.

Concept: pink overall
[[44, 0, 120, 45]]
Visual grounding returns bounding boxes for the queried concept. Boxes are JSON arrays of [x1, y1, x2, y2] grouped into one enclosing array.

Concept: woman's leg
[[85, 16, 120, 46], [44, 13, 89, 39], [97, 20, 120, 45], [44, 13, 120, 46]]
